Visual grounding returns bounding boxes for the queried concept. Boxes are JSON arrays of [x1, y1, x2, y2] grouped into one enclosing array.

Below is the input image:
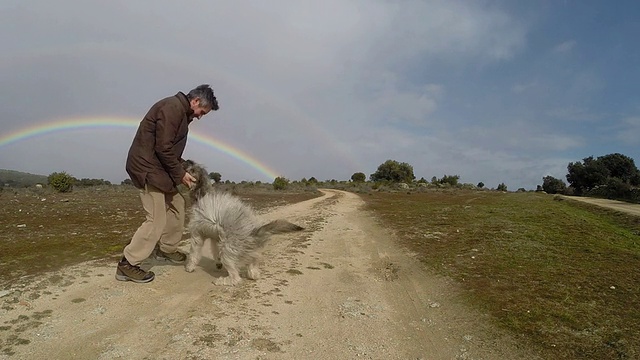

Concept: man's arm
[[154, 106, 186, 186]]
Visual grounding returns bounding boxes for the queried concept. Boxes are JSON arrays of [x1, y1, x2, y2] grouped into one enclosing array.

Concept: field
[[0, 185, 320, 286], [362, 190, 640, 359], [1, 185, 639, 358]]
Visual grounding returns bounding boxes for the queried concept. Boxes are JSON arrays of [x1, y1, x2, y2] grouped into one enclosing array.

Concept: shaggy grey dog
[[182, 160, 304, 286]]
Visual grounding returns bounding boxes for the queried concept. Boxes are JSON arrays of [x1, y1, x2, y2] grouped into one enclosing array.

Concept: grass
[[361, 189, 640, 359], [0, 185, 321, 287], [4, 184, 639, 358]]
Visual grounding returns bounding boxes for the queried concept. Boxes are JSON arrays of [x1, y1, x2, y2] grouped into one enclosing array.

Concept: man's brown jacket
[[126, 92, 193, 193]]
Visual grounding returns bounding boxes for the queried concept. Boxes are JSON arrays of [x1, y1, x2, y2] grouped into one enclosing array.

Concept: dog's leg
[[209, 240, 223, 270], [247, 262, 261, 280], [246, 253, 261, 280], [185, 234, 205, 273], [213, 252, 242, 286]]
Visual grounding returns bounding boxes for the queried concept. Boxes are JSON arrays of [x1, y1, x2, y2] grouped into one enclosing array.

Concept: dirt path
[[1, 190, 534, 360], [558, 195, 640, 216]]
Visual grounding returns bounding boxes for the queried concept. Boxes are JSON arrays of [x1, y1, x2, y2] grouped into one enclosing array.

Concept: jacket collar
[[176, 92, 195, 120]]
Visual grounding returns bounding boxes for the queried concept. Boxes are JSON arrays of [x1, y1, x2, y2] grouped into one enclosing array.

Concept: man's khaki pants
[[124, 184, 185, 265]]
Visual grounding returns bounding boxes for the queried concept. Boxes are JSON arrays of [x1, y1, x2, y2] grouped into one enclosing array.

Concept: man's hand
[[182, 172, 196, 189]]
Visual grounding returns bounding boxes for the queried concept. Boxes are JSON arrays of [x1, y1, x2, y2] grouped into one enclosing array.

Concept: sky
[[1, 0, 639, 190]]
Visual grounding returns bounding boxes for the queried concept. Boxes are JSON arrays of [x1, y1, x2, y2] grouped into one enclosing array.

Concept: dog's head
[[183, 159, 210, 183], [182, 159, 211, 200]]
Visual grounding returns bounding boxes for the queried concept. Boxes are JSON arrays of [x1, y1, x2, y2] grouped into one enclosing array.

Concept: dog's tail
[[192, 208, 221, 235], [253, 219, 304, 237]]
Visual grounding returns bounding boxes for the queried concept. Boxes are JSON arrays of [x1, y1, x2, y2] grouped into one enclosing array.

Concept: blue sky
[[1, 0, 639, 189]]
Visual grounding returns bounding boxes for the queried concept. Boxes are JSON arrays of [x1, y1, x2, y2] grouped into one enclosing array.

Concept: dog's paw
[[247, 267, 261, 280], [213, 276, 241, 286], [184, 263, 196, 272]]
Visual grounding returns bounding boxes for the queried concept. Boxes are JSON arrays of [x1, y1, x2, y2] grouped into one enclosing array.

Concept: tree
[[351, 172, 366, 182], [542, 176, 567, 194], [209, 172, 222, 183], [48, 171, 75, 193], [77, 178, 111, 186], [273, 176, 289, 190], [566, 153, 640, 195], [567, 157, 607, 194], [497, 183, 507, 191], [598, 153, 640, 185], [438, 175, 460, 186], [370, 160, 415, 183], [477, 182, 485, 189]]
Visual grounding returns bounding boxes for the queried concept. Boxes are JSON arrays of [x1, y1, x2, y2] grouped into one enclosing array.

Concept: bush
[[437, 174, 460, 186], [370, 160, 415, 183], [76, 178, 111, 186], [351, 172, 366, 182], [273, 176, 290, 190], [542, 176, 567, 194], [497, 183, 508, 191], [209, 172, 222, 183], [48, 171, 75, 193]]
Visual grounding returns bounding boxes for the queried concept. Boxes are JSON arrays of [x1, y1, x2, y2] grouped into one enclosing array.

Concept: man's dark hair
[[187, 84, 219, 110]]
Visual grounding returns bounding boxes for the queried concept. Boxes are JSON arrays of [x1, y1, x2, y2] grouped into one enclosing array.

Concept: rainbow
[[0, 117, 281, 180], [1, 43, 363, 171]]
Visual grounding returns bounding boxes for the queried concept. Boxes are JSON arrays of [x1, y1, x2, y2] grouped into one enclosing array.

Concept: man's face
[[190, 98, 212, 120]]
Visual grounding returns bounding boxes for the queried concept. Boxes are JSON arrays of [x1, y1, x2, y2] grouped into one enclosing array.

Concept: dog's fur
[[182, 160, 304, 286]]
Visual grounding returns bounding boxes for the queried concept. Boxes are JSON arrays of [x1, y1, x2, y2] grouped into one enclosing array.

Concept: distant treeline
[[0, 169, 47, 187], [1, 169, 111, 188], [542, 153, 640, 203]]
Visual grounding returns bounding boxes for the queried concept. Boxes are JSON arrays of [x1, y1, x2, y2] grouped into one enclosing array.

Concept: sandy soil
[[0, 190, 536, 360], [558, 195, 640, 216]]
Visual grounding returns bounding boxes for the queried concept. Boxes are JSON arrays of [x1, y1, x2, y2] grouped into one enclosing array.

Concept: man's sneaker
[[155, 248, 186, 263], [115, 257, 155, 283]]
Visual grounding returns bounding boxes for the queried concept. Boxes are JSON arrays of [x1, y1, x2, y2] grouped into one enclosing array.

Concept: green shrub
[[351, 172, 366, 182], [273, 176, 290, 190], [370, 159, 415, 183], [48, 171, 75, 193], [542, 176, 567, 194]]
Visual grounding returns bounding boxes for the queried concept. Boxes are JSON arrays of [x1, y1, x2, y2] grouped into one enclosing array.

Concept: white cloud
[[616, 116, 640, 145], [553, 40, 577, 53], [512, 81, 538, 94], [546, 106, 603, 122]]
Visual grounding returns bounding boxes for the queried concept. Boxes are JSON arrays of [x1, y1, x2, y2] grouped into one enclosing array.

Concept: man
[[116, 84, 219, 283]]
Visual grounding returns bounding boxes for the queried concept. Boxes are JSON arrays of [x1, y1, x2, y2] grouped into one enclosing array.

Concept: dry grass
[[361, 189, 640, 359], [0, 185, 320, 287]]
